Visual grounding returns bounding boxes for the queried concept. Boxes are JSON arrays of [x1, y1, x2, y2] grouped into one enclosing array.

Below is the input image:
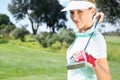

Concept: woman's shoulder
[[93, 30, 106, 44]]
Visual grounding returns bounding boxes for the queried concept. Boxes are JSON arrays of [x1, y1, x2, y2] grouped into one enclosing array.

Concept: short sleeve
[[87, 31, 107, 58]]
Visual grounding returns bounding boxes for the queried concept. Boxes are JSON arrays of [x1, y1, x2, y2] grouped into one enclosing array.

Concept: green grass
[[0, 36, 120, 80], [109, 61, 120, 80], [105, 36, 120, 62], [0, 43, 67, 80], [105, 36, 120, 79]]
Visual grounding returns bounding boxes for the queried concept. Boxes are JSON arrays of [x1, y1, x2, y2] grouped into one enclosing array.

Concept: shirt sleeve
[[92, 31, 107, 58], [87, 31, 107, 59]]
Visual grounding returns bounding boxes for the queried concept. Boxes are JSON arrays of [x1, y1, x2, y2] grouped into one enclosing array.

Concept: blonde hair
[[87, 0, 96, 6]]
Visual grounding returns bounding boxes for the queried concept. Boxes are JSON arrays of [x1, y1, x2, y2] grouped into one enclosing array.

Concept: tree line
[[0, 0, 120, 47], [8, 0, 120, 35], [8, 0, 67, 34], [0, 15, 75, 48], [0, 13, 119, 47]]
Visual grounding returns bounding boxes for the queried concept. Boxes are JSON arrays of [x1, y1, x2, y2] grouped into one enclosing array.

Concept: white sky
[[0, 0, 118, 33]]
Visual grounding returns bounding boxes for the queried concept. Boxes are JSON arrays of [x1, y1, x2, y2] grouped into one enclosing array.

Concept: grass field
[[0, 36, 120, 80], [105, 36, 120, 62]]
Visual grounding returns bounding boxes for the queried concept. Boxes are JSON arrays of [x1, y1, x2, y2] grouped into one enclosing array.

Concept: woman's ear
[[89, 7, 96, 16], [91, 8, 96, 16]]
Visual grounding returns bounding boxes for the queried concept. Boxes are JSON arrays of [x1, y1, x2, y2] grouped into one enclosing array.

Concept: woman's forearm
[[93, 63, 112, 80]]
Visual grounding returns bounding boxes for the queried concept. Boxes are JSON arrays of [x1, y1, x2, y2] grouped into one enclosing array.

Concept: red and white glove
[[73, 50, 97, 67]]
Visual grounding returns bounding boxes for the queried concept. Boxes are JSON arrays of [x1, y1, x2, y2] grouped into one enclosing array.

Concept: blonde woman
[[61, 0, 112, 80]]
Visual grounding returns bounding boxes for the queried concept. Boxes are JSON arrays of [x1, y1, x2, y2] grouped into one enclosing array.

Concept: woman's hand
[[93, 12, 104, 24], [73, 50, 97, 67]]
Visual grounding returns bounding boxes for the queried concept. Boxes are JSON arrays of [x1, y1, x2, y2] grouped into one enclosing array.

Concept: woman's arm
[[93, 58, 112, 80]]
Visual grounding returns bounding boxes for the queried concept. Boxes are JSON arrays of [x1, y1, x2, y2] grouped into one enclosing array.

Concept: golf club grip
[[94, 15, 101, 29]]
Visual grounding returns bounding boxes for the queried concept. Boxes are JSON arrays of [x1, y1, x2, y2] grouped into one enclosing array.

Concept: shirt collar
[[75, 26, 97, 37]]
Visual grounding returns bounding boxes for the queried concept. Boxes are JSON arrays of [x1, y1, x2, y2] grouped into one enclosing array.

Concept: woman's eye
[[70, 10, 83, 15], [70, 11, 74, 15], [78, 10, 82, 13]]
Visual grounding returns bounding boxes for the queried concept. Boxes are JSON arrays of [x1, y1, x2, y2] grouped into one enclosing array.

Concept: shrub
[[36, 32, 58, 47], [36, 28, 75, 48], [51, 41, 61, 50], [11, 27, 29, 42]]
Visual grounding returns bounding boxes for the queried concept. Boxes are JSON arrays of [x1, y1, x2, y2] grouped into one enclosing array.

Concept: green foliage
[[0, 38, 8, 44], [51, 41, 61, 50], [0, 14, 12, 25], [36, 28, 75, 48], [0, 24, 16, 38], [11, 27, 29, 42], [36, 32, 58, 47], [103, 30, 120, 36], [8, 0, 67, 34], [96, 0, 120, 24], [58, 28, 75, 47], [0, 14, 16, 39]]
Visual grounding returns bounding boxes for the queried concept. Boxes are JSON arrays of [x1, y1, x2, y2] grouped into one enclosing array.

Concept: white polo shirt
[[66, 28, 107, 80]]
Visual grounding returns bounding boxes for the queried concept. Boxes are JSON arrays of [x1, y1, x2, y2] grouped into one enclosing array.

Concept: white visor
[[61, 1, 96, 11]]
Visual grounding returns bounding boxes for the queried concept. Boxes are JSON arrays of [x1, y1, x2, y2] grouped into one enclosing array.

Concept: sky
[[0, 0, 72, 33], [0, 0, 118, 33]]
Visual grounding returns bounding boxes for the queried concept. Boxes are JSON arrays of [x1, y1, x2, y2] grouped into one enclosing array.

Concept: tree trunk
[[28, 17, 37, 35], [52, 27, 55, 33]]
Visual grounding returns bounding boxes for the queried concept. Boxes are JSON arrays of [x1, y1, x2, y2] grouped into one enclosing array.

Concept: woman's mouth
[[75, 22, 81, 26]]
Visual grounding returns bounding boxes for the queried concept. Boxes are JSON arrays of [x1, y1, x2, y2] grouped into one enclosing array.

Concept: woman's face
[[70, 8, 95, 32]]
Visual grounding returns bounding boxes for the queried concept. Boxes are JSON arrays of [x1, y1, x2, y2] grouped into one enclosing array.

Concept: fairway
[[0, 43, 67, 80], [0, 36, 120, 80]]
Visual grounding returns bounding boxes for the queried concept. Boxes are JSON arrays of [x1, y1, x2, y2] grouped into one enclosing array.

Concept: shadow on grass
[[0, 39, 8, 44], [25, 40, 36, 42]]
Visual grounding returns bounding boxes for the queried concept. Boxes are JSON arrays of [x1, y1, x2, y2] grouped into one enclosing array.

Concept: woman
[[61, 0, 112, 80]]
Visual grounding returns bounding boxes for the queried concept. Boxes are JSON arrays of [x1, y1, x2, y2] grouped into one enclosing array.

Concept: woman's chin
[[77, 26, 84, 30]]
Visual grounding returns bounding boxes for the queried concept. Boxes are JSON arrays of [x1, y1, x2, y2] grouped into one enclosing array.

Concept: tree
[[41, 0, 67, 33], [0, 14, 16, 38], [8, 0, 67, 34], [0, 14, 14, 25], [96, 0, 120, 24], [0, 24, 16, 38]]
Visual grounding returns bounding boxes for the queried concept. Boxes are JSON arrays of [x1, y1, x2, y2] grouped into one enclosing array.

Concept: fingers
[[93, 12, 104, 24], [73, 50, 85, 62], [98, 12, 104, 23]]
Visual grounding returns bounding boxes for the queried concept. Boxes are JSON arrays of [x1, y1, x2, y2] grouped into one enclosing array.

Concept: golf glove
[[73, 50, 97, 67]]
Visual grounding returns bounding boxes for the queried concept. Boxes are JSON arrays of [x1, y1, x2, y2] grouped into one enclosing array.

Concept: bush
[[36, 32, 58, 47], [58, 28, 75, 47], [51, 41, 61, 50], [0, 38, 8, 44], [11, 27, 29, 42], [0, 24, 16, 38], [36, 28, 75, 48]]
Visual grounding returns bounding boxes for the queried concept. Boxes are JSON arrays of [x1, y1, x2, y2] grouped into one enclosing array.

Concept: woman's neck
[[78, 24, 93, 33]]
